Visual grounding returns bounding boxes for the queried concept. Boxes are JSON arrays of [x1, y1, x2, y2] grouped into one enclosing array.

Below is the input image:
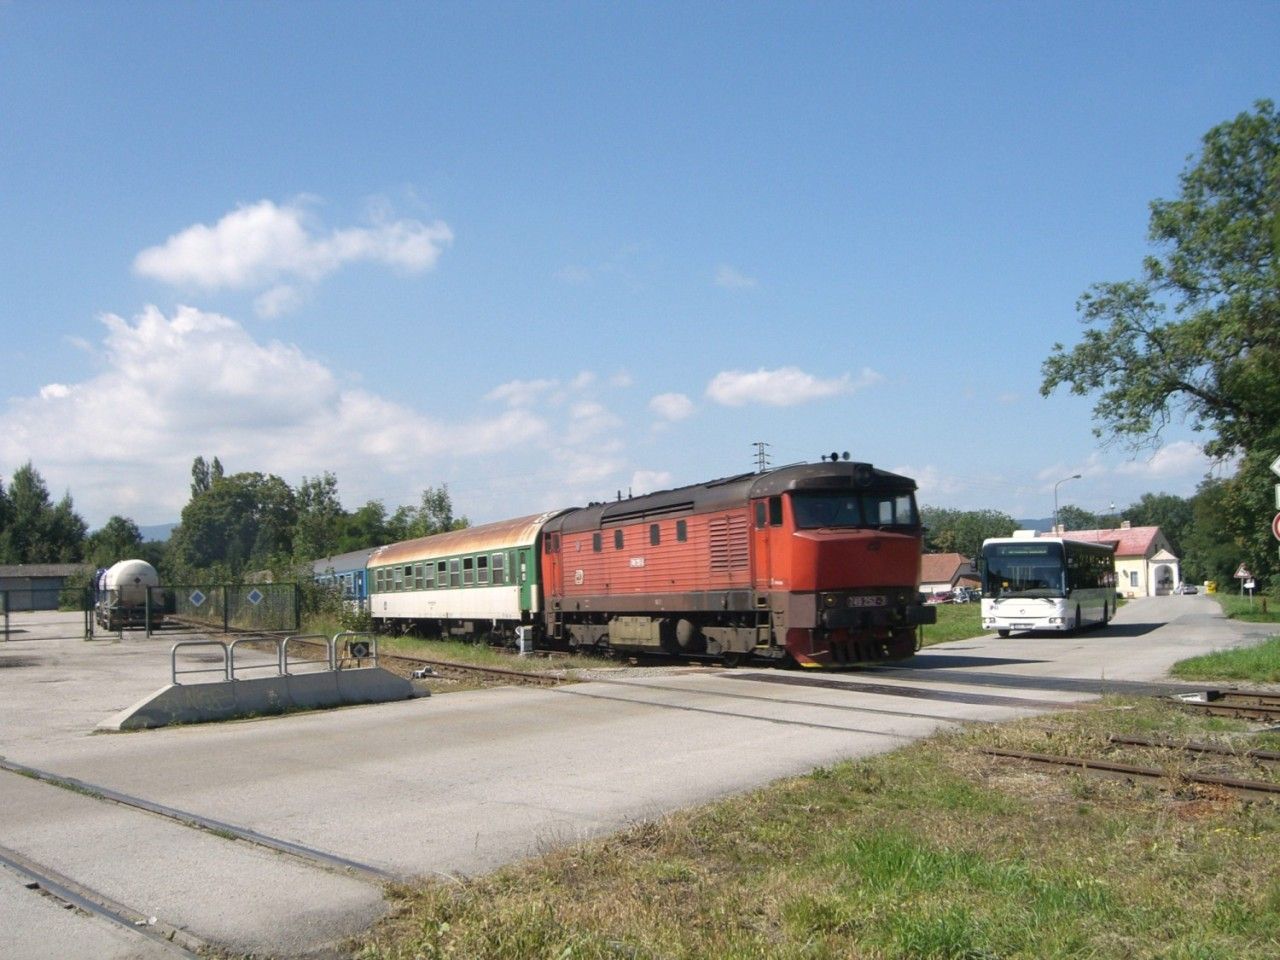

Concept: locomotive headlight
[[824, 594, 836, 607]]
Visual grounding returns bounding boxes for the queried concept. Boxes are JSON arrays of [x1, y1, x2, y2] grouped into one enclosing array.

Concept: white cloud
[[133, 199, 453, 314], [254, 284, 304, 318], [0, 305, 543, 524], [1113, 441, 1212, 479], [714, 264, 758, 289], [487, 378, 559, 407], [649, 392, 694, 421], [630, 470, 673, 495], [706, 366, 882, 407]]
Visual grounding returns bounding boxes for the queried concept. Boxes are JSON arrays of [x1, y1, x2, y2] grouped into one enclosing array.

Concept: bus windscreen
[[982, 542, 1065, 599]]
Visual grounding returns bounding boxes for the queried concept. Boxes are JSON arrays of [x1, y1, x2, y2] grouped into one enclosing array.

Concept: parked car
[[1176, 583, 1199, 594], [925, 591, 953, 604]]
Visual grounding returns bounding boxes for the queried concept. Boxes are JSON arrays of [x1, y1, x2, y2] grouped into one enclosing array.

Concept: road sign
[[1272, 453, 1280, 478], [1276, 484, 1280, 510], [1274, 512, 1280, 541], [1235, 563, 1253, 579]]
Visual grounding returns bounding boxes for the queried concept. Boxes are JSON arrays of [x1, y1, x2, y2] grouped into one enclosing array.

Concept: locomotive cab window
[[769, 496, 783, 526]]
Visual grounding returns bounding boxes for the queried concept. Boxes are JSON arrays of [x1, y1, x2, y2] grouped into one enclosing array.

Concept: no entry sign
[[1274, 512, 1280, 541]]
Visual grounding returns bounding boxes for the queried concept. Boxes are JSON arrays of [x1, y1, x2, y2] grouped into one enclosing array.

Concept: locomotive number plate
[[847, 595, 886, 607]]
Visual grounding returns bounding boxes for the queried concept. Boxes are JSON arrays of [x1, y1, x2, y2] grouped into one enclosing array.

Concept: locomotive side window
[[650, 523, 660, 546], [755, 502, 766, 528], [676, 520, 687, 542], [614, 529, 624, 550], [593, 533, 602, 552], [769, 496, 783, 526]]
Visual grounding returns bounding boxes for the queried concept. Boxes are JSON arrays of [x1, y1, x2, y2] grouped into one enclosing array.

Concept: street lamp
[[1053, 474, 1082, 533]]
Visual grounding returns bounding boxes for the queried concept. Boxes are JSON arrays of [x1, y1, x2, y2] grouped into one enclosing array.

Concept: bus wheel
[[997, 629, 1010, 638]]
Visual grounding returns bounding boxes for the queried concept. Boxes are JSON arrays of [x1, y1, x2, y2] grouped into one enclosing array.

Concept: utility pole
[[753, 441, 771, 473]]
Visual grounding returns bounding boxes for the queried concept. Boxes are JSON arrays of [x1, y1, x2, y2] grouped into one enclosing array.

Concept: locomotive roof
[[552, 461, 916, 534], [369, 510, 569, 566]]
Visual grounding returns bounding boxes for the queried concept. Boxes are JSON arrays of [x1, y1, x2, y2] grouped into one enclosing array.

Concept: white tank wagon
[[95, 559, 164, 630]]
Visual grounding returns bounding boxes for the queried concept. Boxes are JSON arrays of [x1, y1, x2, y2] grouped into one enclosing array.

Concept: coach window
[[374, 569, 383, 592], [477, 555, 489, 584], [769, 496, 783, 526], [463, 557, 475, 586], [593, 532, 602, 552], [436, 560, 447, 587], [449, 558, 461, 587], [650, 523, 660, 546], [422, 563, 435, 588], [676, 519, 687, 542], [492, 552, 505, 585], [415, 564, 425, 589], [755, 502, 767, 529], [393, 568, 403, 590], [614, 529, 624, 550]]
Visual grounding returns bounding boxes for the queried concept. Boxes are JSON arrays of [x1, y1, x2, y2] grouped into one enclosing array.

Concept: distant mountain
[[138, 522, 175, 542]]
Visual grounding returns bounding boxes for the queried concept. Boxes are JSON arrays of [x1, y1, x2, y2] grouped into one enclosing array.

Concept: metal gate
[[158, 583, 301, 635], [1, 587, 94, 642]]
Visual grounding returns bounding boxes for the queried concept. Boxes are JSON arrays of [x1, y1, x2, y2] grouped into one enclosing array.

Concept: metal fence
[[1, 587, 93, 641], [160, 583, 300, 635]]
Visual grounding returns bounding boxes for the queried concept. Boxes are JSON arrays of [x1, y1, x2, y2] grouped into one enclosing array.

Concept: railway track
[[1169, 690, 1280, 722], [982, 743, 1280, 801]]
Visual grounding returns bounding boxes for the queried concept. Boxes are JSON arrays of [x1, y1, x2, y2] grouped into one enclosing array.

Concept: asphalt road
[[0, 594, 1273, 958]]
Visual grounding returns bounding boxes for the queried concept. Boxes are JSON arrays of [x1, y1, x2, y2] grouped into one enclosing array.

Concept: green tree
[[340, 499, 392, 552], [1041, 100, 1280, 583], [85, 516, 144, 568], [0, 462, 86, 563], [1180, 478, 1241, 585], [1055, 504, 1101, 533], [1121, 492, 1194, 557], [169, 471, 296, 578], [921, 507, 1016, 558], [294, 472, 346, 561]]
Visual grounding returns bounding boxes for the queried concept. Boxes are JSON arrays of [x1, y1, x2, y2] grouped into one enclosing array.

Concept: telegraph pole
[[753, 441, 771, 472]]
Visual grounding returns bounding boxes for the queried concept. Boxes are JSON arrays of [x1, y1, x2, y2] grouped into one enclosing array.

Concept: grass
[[919, 601, 983, 647], [1212, 593, 1280, 623], [352, 697, 1280, 960], [1171, 635, 1280, 684]]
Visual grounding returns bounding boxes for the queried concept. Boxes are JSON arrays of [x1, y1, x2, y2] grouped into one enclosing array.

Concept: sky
[[2, 1, 1278, 531]]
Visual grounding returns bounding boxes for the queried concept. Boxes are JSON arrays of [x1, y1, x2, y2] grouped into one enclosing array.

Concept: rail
[[172, 632, 377, 685], [171, 640, 230, 684], [283, 633, 334, 674]]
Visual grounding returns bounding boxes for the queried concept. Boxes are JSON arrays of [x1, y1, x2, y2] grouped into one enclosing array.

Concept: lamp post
[[1053, 474, 1082, 533]]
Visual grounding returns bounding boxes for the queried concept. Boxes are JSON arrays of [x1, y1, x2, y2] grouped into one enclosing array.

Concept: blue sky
[[2, 2, 1277, 530]]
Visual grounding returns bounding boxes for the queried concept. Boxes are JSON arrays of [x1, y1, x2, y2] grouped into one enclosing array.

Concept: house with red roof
[[920, 552, 980, 596], [1043, 522, 1179, 597]]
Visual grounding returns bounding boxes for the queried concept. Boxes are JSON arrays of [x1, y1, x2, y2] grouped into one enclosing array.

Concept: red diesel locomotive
[[540, 460, 934, 667]]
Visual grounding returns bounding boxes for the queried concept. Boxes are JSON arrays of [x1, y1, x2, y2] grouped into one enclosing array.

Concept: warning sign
[[1235, 563, 1253, 579]]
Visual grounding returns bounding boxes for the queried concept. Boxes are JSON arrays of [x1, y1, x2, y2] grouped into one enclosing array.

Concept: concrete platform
[[97, 666, 419, 730]]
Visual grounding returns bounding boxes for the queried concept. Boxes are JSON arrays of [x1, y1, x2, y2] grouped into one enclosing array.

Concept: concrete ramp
[[98, 668, 420, 731]]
